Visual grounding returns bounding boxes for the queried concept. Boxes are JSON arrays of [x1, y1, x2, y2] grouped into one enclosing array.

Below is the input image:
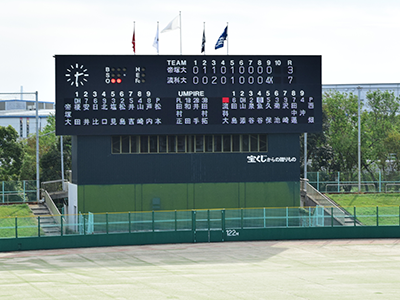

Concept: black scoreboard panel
[[55, 55, 321, 135]]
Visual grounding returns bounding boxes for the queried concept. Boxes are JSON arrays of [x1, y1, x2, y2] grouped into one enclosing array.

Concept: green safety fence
[[1, 205, 400, 239], [1, 181, 37, 203], [307, 171, 400, 193]]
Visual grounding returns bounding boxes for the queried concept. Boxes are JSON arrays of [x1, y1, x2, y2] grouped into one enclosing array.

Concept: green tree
[[384, 130, 400, 179], [0, 125, 24, 181], [300, 111, 336, 176], [322, 90, 365, 181], [363, 90, 400, 174], [40, 136, 72, 182], [305, 89, 400, 185], [20, 115, 71, 181]]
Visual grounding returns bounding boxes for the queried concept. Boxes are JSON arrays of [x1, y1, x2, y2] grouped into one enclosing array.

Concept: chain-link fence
[[308, 171, 400, 193], [1, 181, 37, 203]]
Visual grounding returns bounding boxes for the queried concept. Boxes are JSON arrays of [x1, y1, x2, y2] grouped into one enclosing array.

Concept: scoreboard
[[55, 55, 321, 135]]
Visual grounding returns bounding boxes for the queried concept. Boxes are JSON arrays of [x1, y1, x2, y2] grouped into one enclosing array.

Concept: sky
[[1, 0, 400, 102]]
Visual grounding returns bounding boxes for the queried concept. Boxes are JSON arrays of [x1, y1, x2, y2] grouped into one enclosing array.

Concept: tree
[[321, 90, 364, 180], [20, 114, 72, 181], [300, 110, 336, 176], [0, 126, 24, 181], [304, 89, 400, 186], [384, 130, 400, 179], [40, 136, 72, 182], [363, 90, 400, 174]]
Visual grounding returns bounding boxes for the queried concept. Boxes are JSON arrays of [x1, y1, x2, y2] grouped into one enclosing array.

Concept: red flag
[[132, 25, 136, 53]]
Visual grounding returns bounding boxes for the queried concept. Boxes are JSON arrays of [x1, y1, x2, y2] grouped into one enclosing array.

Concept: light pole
[[304, 133, 307, 190], [61, 136, 64, 189], [357, 86, 362, 193], [35, 91, 40, 201]]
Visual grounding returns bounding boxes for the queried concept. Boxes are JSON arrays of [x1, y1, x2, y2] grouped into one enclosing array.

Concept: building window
[[111, 134, 268, 154]]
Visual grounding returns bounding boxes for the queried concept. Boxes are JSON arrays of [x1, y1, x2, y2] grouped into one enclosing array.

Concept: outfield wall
[[1, 206, 400, 252], [1, 226, 400, 252]]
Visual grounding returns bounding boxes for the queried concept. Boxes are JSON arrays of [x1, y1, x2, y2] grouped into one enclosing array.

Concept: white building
[[0, 99, 54, 138], [323, 83, 400, 100]]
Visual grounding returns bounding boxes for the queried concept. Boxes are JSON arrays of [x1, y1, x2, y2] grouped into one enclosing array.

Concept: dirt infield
[[1, 239, 400, 299]]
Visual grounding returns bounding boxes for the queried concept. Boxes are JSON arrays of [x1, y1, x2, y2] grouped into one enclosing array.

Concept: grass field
[[0, 204, 39, 238], [327, 193, 400, 207], [327, 193, 400, 226], [0, 204, 34, 218]]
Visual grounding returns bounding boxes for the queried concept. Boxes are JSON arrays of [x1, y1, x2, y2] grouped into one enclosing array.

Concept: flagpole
[[203, 22, 206, 55], [226, 22, 229, 55], [179, 11, 182, 55], [157, 21, 159, 55]]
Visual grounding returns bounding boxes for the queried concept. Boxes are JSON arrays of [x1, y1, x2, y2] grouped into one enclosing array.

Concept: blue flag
[[215, 26, 228, 50]]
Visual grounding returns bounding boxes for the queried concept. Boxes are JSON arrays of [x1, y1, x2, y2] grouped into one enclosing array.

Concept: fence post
[[379, 171, 382, 193], [207, 210, 210, 231], [38, 216, 41, 237], [61, 215, 63, 236], [152, 211, 155, 232], [221, 210, 225, 242], [23, 181, 26, 202], [338, 172, 340, 193], [286, 207, 289, 228], [354, 207, 356, 227], [83, 214, 86, 235], [376, 206, 379, 227], [175, 210, 177, 232], [106, 213, 109, 234], [192, 210, 196, 243], [263, 208, 266, 228], [2, 181, 4, 204], [15, 217, 18, 238], [241, 208, 244, 229], [129, 212, 131, 234], [331, 207, 333, 227]]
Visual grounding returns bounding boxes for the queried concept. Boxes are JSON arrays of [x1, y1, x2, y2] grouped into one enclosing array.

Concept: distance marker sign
[[55, 55, 321, 135]]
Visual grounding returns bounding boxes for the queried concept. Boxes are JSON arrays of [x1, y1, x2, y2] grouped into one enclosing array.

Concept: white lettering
[[178, 91, 205, 97], [167, 60, 187, 66]]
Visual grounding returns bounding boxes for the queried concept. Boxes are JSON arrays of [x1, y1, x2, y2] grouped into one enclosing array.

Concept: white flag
[[153, 25, 159, 53], [161, 16, 180, 33]]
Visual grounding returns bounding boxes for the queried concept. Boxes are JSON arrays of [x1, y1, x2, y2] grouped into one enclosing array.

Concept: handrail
[[303, 180, 347, 225], [41, 179, 68, 193], [42, 189, 62, 222]]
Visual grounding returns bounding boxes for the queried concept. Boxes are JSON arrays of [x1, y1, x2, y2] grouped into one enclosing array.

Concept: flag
[[215, 26, 228, 50], [161, 15, 180, 33], [201, 27, 206, 53], [132, 24, 136, 53], [153, 24, 159, 53]]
